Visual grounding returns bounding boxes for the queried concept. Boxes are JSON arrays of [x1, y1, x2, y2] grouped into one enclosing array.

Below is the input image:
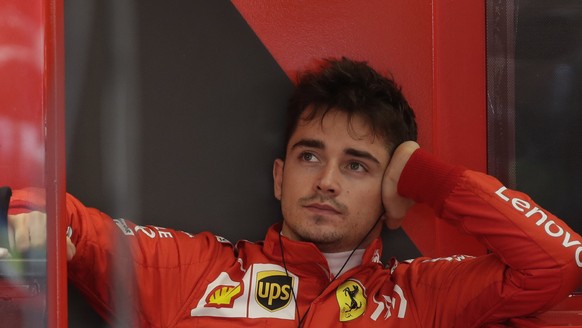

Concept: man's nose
[[316, 164, 341, 195]]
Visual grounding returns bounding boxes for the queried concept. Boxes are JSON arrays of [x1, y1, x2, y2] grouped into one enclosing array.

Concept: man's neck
[[321, 249, 365, 277]]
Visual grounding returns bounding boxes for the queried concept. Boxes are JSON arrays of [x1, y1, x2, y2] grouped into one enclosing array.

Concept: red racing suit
[[9, 149, 582, 327]]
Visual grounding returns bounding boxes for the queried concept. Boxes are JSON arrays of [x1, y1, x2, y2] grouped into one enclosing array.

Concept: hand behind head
[[381, 141, 420, 229]]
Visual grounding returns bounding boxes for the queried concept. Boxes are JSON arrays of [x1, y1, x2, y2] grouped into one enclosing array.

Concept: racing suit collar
[[263, 223, 383, 279]]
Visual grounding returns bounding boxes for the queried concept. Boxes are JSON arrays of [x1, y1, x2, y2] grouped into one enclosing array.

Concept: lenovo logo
[[495, 186, 582, 268]]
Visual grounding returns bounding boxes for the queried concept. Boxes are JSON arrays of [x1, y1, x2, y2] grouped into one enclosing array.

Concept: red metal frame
[[0, 0, 66, 326], [44, 0, 67, 327]]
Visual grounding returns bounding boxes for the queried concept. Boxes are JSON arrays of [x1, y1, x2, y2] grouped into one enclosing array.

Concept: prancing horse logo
[[343, 284, 362, 311], [336, 279, 367, 322]]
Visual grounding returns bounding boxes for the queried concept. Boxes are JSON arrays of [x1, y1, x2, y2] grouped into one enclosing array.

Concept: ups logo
[[255, 271, 294, 311]]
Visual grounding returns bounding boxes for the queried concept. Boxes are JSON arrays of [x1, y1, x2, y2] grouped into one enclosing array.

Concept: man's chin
[[282, 218, 344, 244], [296, 228, 343, 248]]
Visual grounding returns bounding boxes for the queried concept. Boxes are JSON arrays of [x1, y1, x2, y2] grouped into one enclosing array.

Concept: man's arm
[[7, 188, 234, 326], [382, 142, 582, 324]]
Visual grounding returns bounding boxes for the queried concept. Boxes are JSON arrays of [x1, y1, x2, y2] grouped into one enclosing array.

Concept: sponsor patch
[[113, 218, 134, 236], [205, 284, 243, 308], [191, 264, 298, 320], [370, 284, 408, 321], [191, 272, 248, 318], [255, 270, 294, 312], [336, 279, 367, 322], [495, 185, 582, 267]]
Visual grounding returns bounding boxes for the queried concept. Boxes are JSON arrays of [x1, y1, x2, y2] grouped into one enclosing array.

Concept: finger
[[28, 212, 47, 248], [0, 247, 11, 258], [13, 221, 31, 252], [387, 195, 415, 217], [385, 216, 404, 230], [66, 237, 76, 261]]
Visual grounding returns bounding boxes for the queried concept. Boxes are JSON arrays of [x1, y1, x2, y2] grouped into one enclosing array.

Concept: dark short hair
[[285, 57, 417, 155]]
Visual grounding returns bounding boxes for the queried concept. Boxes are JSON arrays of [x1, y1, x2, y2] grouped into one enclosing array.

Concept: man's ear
[[273, 159, 284, 200]]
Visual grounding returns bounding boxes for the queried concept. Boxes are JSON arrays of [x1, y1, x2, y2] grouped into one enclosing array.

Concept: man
[[6, 58, 582, 327]]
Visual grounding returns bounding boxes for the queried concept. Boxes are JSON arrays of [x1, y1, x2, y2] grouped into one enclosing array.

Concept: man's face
[[273, 109, 390, 252]]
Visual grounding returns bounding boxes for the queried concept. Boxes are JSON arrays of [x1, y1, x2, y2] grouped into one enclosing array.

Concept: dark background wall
[[514, 1, 582, 227], [66, 1, 291, 242]]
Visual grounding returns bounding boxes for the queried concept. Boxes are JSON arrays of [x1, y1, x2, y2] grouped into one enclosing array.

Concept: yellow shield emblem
[[336, 279, 366, 322], [255, 270, 294, 311]]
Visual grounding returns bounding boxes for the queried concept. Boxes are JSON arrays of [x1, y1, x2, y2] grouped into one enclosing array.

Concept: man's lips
[[304, 203, 342, 215]]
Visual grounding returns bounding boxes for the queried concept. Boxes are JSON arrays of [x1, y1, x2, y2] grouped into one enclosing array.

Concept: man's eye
[[300, 152, 318, 162], [347, 162, 366, 172]]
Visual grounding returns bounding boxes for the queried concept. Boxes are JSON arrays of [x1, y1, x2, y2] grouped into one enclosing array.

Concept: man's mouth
[[304, 203, 342, 215]]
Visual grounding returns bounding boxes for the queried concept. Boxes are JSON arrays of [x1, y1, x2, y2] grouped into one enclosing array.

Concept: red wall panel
[[232, 0, 435, 151], [431, 1, 487, 256], [0, 1, 45, 189]]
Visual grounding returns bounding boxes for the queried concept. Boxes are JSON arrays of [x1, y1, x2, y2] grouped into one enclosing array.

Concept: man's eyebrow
[[290, 139, 381, 164], [345, 148, 380, 164], [291, 139, 325, 150]]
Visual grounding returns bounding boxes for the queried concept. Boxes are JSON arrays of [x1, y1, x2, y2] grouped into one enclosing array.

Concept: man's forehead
[[296, 109, 388, 147]]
